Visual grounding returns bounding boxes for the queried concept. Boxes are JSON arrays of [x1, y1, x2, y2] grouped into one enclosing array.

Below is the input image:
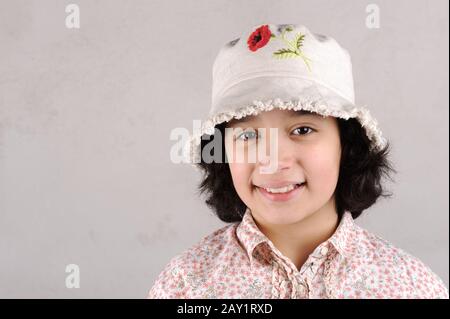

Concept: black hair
[[196, 114, 396, 222]]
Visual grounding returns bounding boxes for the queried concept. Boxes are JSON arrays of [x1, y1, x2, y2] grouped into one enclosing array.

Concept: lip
[[255, 181, 305, 188], [256, 183, 306, 202]]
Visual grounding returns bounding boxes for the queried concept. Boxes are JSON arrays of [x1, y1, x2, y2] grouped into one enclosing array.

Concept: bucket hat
[[183, 23, 386, 167]]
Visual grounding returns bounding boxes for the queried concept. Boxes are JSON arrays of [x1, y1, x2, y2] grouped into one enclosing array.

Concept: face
[[224, 109, 341, 226]]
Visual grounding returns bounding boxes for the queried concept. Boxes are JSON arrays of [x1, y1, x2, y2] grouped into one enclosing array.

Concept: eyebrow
[[227, 110, 317, 125]]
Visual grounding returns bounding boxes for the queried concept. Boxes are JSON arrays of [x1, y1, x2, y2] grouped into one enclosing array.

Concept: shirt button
[[320, 246, 329, 256]]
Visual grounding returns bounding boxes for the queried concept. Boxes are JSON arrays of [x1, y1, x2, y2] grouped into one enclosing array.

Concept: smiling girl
[[223, 109, 342, 271], [147, 23, 448, 299]]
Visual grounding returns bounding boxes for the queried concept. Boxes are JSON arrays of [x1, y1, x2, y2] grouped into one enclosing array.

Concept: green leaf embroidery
[[295, 33, 305, 50], [271, 31, 312, 72], [273, 48, 300, 59]]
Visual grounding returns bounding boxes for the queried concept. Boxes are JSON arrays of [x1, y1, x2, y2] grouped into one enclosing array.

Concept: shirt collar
[[236, 207, 356, 265], [236, 207, 270, 265], [327, 210, 355, 259]]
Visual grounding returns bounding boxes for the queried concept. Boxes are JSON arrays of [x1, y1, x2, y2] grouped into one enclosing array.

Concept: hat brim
[[184, 76, 386, 169]]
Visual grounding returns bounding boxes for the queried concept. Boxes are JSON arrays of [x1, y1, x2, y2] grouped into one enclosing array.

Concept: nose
[[257, 128, 295, 174]]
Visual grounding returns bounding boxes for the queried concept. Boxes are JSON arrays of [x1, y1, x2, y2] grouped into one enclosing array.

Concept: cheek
[[228, 162, 255, 203], [301, 142, 341, 190], [225, 139, 252, 189]]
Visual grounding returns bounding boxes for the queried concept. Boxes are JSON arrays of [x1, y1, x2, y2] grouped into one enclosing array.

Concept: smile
[[256, 182, 306, 202]]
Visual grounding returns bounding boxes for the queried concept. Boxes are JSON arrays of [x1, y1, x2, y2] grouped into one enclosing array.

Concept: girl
[[148, 23, 448, 298]]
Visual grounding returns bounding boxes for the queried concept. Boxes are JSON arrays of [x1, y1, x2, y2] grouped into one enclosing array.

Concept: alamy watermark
[[65, 4, 80, 29], [170, 121, 281, 174], [365, 4, 380, 29], [65, 264, 80, 289]]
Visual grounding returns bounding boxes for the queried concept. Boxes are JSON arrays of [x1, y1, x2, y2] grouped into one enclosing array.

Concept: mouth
[[254, 182, 306, 202]]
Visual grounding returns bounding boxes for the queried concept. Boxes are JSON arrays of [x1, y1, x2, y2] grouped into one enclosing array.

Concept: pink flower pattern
[[147, 209, 448, 299]]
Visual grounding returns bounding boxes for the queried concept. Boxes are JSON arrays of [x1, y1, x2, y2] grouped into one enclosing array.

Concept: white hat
[[184, 23, 386, 167]]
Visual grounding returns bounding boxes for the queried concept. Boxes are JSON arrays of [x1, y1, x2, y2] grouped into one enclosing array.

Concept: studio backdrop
[[0, 0, 448, 298]]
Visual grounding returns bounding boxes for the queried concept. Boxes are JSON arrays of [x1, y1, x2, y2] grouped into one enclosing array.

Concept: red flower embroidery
[[247, 25, 272, 52], [246, 24, 312, 71]]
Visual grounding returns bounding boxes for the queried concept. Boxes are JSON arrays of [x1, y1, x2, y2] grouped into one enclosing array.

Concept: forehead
[[226, 109, 322, 126]]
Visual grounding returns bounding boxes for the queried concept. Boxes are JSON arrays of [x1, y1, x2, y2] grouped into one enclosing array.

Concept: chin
[[255, 204, 313, 226]]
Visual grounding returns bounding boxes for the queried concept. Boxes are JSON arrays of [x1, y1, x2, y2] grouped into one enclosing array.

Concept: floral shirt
[[147, 208, 449, 299]]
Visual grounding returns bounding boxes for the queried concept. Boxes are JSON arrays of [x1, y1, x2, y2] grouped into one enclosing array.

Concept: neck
[[254, 199, 340, 271]]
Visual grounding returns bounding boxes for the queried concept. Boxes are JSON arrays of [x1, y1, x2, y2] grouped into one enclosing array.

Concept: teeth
[[263, 183, 303, 194]]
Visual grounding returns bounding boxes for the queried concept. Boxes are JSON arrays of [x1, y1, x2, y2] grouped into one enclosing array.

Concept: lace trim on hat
[[183, 98, 386, 169]]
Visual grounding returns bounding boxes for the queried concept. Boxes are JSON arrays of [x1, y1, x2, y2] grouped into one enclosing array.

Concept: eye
[[292, 126, 314, 135], [236, 130, 257, 141]]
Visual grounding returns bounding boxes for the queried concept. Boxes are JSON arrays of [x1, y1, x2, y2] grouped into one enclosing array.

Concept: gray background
[[0, 0, 448, 298]]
